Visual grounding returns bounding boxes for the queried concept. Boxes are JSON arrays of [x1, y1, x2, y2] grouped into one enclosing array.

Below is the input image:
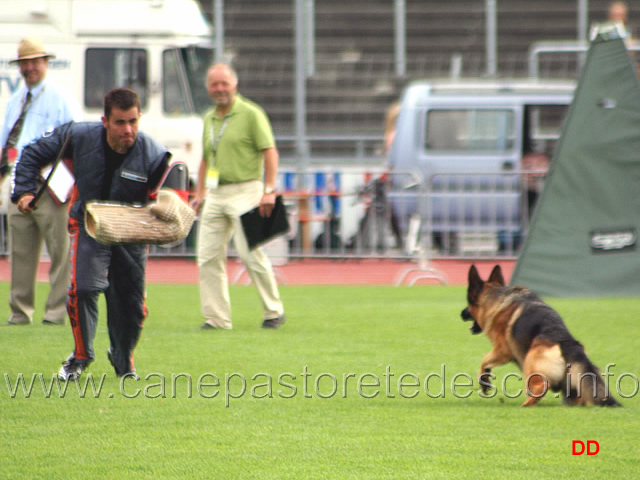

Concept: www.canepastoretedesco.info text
[[4, 364, 638, 407]]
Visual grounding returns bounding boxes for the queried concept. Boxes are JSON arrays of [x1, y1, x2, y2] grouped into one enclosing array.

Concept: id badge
[[206, 168, 219, 189]]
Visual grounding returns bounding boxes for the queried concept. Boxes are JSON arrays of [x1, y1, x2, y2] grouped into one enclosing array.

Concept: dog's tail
[[561, 341, 621, 407]]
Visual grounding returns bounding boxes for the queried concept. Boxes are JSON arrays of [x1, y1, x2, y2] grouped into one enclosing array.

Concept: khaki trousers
[[8, 192, 70, 324], [196, 180, 283, 329]]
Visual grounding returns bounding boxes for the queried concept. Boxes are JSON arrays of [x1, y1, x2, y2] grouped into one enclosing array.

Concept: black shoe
[[58, 354, 89, 381], [120, 371, 140, 380], [261, 314, 286, 329]]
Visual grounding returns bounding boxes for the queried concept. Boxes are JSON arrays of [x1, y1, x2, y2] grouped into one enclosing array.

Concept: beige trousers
[[8, 191, 70, 324], [196, 180, 284, 329]]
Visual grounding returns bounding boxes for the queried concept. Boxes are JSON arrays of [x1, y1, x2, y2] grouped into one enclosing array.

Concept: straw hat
[[9, 37, 56, 64]]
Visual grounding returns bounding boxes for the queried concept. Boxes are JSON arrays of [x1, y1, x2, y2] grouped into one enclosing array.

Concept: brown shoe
[[200, 321, 231, 330], [3, 319, 30, 326], [42, 319, 64, 326]]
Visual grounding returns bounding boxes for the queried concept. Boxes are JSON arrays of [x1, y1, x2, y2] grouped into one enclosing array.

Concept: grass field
[[1, 282, 639, 479]]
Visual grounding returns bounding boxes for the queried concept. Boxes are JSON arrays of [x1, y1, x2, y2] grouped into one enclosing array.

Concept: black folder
[[240, 195, 290, 250]]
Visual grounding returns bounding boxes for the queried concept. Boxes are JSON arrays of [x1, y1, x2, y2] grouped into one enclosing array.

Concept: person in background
[[608, 0, 636, 70], [383, 101, 403, 250], [0, 37, 80, 326], [607, 0, 636, 55], [609, 1, 631, 37], [12, 88, 170, 381], [521, 144, 550, 223], [191, 63, 285, 331], [384, 101, 401, 155]]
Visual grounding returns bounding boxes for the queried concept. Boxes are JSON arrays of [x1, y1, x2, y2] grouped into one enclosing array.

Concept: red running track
[[1, 257, 515, 286]]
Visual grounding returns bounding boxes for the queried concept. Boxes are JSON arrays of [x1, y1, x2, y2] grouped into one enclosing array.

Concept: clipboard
[[40, 159, 75, 205], [29, 133, 72, 209], [240, 195, 290, 250]]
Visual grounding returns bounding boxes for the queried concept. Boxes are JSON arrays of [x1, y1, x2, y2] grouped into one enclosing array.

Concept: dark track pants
[[67, 217, 148, 374]]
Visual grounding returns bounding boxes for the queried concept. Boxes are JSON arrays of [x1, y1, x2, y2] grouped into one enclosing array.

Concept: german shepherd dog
[[461, 264, 620, 407]]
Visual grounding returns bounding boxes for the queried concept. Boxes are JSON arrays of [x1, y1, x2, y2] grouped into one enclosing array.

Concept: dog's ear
[[488, 265, 505, 286], [467, 265, 483, 302], [468, 264, 481, 284]]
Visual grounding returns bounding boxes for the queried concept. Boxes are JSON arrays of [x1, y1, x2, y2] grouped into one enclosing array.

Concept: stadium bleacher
[[196, 0, 620, 157]]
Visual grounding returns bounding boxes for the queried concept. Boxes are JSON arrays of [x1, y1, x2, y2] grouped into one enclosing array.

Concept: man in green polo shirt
[[191, 63, 285, 330]]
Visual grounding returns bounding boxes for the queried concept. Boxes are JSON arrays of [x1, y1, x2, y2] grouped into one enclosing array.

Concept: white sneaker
[[58, 355, 88, 381]]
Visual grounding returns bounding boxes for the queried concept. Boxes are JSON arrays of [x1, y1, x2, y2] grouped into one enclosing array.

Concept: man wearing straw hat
[[0, 37, 80, 326]]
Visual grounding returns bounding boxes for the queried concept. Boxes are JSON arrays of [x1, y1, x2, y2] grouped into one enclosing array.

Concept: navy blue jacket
[[12, 121, 171, 220]]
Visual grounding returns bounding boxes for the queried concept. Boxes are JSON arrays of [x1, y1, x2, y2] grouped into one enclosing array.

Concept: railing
[[528, 39, 640, 79], [276, 134, 385, 166], [0, 167, 543, 261], [389, 171, 533, 258], [147, 167, 541, 261]]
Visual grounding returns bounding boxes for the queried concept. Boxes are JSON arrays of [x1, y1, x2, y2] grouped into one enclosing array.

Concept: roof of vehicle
[[0, 0, 210, 40], [402, 78, 576, 106]]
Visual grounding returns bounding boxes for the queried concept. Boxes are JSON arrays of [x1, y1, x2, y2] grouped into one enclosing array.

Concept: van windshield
[[425, 109, 515, 153], [84, 45, 213, 116], [85, 48, 148, 109], [163, 46, 214, 116]]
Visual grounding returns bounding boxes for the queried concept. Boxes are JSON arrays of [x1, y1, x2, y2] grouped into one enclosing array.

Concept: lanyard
[[209, 115, 231, 167]]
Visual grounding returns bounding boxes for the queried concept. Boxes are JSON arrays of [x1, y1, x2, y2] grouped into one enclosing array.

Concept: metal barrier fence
[[0, 168, 541, 261], [528, 40, 640, 79], [147, 167, 540, 261], [388, 171, 534, 259]]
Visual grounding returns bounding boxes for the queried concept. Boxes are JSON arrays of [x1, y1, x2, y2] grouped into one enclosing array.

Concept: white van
[[388, 79, 575, 253], [0, 0, 214, 211]]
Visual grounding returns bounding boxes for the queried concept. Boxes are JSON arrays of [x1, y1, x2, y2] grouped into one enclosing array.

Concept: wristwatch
[[264, 186, 275, 194]]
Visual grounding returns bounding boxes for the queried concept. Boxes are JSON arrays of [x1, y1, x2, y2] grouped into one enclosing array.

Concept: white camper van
[[0, 0, 214, 211], [389, 79, 575, 254]]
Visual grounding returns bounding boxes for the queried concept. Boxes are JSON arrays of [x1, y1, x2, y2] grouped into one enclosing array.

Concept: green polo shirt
[[202, 94, 275, 184]]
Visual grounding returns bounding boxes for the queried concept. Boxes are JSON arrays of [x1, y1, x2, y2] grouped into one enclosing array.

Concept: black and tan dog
[[461, 264, 620, 407]]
